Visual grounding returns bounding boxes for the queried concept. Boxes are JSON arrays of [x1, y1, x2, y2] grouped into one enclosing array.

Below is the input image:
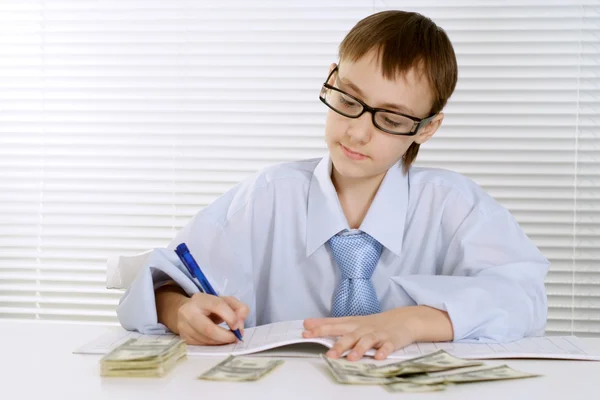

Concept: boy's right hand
[[176, 293, 249, 345]]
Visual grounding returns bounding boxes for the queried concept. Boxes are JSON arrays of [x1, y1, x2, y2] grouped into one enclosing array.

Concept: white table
[[4, 320, 600, 400]]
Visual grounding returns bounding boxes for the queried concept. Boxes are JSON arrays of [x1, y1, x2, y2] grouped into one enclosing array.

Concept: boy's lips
[[340, 143, 368, 160]]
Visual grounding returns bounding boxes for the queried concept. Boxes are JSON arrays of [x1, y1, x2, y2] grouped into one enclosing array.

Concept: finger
[[326, 329, 366, 359], [197, 294, 239, 330], [303, 318, 334, 330], [347, 332, 384, 361], [226, 296, 251, 319], [303, 322, 357, 338], [188, 313, 238, 344], [221, 296, 250, 327], [181, 330, 223, 346], [374, 341, 396, 360], [195, 330, 229, 346], [178, 319, 225, 346], [303, 316, 355, 330]]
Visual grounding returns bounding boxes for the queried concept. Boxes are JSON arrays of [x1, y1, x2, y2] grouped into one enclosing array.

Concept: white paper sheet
[[74, 319, 600, 361]]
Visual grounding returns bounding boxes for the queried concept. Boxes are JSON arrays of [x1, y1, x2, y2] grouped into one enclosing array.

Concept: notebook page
[[74, 324, 600, 361], [187, 320, 335, 356], [74, 319, 335, 357], [385, 336, 600, 361]]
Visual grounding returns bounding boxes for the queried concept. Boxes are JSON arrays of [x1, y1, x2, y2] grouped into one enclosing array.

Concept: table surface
[[4, 320, 600, 400]]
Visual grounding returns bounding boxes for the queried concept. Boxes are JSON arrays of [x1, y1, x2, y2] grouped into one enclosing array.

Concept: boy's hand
[[176, 293, 249, 345], [302, 306, 453, 361]]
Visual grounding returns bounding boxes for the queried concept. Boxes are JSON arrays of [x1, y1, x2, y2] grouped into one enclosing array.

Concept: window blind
[[0, 0, 598, 336]]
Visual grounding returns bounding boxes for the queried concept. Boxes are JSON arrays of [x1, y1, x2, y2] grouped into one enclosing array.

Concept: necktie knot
[[328, 231, 382, 280], [328, 230, 383, 317]]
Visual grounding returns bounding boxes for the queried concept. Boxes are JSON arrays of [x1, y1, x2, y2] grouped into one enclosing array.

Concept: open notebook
[[74, 319, 600, 361]]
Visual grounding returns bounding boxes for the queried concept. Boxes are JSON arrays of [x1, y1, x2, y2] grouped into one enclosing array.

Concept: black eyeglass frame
[[319, 66, 437, 136]]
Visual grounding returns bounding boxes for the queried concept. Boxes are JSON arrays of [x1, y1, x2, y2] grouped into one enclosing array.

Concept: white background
[[0, 0, 599, 336]]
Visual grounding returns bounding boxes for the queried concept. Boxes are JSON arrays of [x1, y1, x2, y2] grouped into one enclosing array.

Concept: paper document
[[74, 319, 600, 361]]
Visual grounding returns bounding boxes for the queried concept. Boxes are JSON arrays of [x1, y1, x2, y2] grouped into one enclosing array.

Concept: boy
[[114, 10, 549, 361]]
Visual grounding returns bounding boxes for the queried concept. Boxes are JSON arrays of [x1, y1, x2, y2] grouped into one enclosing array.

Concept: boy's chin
[[331, 155, 378, 180]]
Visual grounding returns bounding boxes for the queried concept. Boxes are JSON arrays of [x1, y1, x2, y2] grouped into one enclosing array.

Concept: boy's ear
[[414, 113, 444, 145]]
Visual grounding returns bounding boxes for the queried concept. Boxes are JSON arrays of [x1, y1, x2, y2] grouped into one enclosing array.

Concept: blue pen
[[175, 242, 244, 342]]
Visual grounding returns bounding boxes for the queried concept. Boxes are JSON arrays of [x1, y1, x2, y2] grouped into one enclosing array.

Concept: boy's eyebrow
[[337, 75, 417, 116]]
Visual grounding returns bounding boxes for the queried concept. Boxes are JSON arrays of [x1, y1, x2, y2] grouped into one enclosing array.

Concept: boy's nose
[[346, 112, 373, 144]]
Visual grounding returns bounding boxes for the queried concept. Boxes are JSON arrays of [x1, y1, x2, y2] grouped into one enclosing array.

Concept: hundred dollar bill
[[406, 364, 541, 385], [366, 350, 484, 377], [198, 356, 284, 382]]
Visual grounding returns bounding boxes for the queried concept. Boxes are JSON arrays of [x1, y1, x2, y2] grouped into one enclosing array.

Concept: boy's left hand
[[302, 306, 452, 361]]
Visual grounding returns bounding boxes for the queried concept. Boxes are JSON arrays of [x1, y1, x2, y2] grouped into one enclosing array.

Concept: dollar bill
[[406, 364, 541, 385], [320, 354, 401, 385], [321, 350, 482, 378], [385, 381, 447, 393], [319, 349, 540, 391], [319, 354, 378, 375], [198, 356, 284, 382], [100, 336, 187, 377], [366, 349, 484, 377], [101, 351, 187, 378], [102, 337, 183, 362]]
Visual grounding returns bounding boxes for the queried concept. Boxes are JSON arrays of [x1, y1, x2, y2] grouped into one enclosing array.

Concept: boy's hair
[[338, 10, 458, 169]]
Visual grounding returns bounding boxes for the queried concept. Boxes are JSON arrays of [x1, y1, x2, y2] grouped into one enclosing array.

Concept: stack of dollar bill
[[198, 355, 284, 382], [100, 337, 187, 377], [321, 350, 541, 393]]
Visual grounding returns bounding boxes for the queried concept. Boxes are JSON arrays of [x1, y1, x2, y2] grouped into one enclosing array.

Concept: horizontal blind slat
[[1, 1, 598, 333]]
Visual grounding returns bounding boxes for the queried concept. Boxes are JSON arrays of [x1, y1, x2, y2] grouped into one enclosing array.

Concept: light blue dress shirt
[[116, 155, 549, 342]]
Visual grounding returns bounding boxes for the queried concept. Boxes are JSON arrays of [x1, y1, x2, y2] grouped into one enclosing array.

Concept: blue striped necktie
[[329, 230, 383, 317]]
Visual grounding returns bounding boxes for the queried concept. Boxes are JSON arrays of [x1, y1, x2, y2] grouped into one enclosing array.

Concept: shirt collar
[[306, 155, 408, 258], [306, 155, 348, 257]]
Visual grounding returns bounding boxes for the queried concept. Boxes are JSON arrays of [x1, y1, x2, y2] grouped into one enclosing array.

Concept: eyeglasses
[[319, 66, 436, 136]]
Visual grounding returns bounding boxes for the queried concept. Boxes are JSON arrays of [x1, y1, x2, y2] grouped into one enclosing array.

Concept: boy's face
[[324, 51, 444, 181]]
